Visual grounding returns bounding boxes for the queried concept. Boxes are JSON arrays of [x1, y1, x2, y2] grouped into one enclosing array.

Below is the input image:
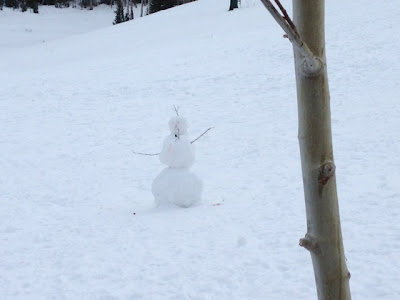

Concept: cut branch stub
[[318, 163, 336, 186], [299, 235, 322, 256], [300, 57, 324, 76]]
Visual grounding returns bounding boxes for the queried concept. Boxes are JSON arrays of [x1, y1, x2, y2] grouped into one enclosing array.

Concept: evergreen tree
[[113, 0, 125, 25], [27, 0, 39, 13], [149, 0, 177, 14], [55, 0, 69, 8], [21, 0, 27, 11], [5, 0, 19, 9], [229, 0, 238, 11]]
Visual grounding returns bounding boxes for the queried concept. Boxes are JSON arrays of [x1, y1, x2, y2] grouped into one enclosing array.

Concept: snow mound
[[151, 167, 203, 208]]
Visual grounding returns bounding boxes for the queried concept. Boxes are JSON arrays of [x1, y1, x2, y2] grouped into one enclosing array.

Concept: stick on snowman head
[[169, 106, 189, 140], [169, 117, 188, 139]]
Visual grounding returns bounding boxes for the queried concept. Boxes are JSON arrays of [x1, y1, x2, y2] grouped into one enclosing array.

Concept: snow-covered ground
[[1, 0, 399, 299], [0, 5, 116, 48]]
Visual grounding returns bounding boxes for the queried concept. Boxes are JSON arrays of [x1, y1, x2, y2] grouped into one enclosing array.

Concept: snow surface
[[1, 0, 400, 299], [0, 5, 116, 48]]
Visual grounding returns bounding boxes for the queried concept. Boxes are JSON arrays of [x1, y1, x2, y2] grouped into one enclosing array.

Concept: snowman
[[151, 116, 203, 208]]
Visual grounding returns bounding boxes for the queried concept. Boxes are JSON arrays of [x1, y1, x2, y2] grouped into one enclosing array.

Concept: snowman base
[[152, 167, 203, 208]]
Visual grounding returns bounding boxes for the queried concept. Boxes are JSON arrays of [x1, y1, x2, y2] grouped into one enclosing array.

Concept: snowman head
[[169, 116, 188, 137]]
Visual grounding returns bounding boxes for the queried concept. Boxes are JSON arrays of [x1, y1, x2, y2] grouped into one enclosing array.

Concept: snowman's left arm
[[191, 127, 214, 144]]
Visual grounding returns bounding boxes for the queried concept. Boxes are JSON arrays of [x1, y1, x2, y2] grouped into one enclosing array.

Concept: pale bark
[[259, 1, 351, 299]]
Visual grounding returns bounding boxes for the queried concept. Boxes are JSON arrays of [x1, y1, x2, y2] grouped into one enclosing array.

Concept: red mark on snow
[[212, 203, 221, 206]]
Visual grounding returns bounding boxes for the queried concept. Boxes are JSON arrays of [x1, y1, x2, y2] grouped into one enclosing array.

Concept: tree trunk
[[258, 0, 351, 298], [229, 0, 238, 11], [292, 1, 351, 299]]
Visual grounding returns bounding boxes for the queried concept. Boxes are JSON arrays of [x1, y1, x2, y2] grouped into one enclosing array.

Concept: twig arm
[[132, 150, 160, 156], [133, 127, 213, 156], [191, 127, 214, 144]]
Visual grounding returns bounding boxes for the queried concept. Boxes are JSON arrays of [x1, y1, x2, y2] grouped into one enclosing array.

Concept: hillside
[[1, 0, 399, 299]]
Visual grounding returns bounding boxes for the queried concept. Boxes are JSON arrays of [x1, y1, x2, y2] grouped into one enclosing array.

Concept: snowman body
[[152, 116, 203, 208]]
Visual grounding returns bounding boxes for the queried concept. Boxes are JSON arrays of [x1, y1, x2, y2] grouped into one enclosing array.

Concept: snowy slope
[[0, 5, 116, 49], [1, 0, 400, 299]]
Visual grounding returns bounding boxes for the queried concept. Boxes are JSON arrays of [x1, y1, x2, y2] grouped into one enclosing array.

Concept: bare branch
[[173, 105, 180, 116], [274, 0, 299, 37], [259, 0, 300, 46], [259, 0, 322, 74], [191, 127, 213, 144], [132, 150, 160, 156]]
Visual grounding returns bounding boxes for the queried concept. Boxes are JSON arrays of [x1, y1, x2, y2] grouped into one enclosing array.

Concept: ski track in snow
[[1, 0, 400, 299]]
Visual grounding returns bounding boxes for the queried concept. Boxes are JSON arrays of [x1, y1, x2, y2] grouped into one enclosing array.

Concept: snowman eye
[[175, 134, 178, 137]]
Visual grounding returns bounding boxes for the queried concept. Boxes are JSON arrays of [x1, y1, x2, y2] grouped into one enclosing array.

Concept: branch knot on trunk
[[299, 235, 322, 255], [300, 57, 324, 77], [318, 163, 336, 186]]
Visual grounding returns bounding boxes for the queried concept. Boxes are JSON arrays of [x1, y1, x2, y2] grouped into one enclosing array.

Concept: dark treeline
[[150, 0, 195, 14], [0, 0, 146, 12], [113, 0, 196, 24], [0, 0, 196, 17], [2, 0, 39, 12]]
